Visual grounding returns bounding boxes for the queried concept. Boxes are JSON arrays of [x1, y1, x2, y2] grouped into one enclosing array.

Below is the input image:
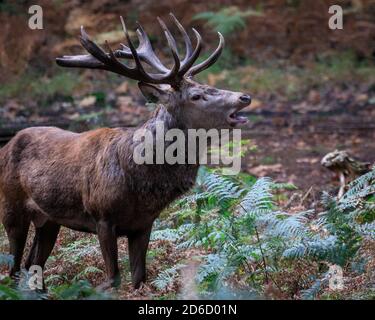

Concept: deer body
[[0, 14, 251, 289], [1, 109, 197, 234]]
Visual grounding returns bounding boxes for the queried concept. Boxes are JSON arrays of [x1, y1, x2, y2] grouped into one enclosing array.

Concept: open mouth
[[226, 109, 249, 127]]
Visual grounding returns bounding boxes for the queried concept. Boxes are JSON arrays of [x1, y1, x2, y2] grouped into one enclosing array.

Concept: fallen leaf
[[248, 164, 283, 176], [296, 157, 319, 164], [79, 96, 97, 108], [115, 81, 129, 94]]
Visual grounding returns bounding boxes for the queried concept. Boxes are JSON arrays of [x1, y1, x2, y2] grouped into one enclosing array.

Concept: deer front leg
[[128, 226, 152, 289], [96, 220, 120, 289]]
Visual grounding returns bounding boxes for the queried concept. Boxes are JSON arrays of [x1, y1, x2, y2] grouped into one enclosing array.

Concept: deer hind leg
[[25, 221, 60, 271], [128, 226, 152, 289], [2, 207, 30, 277], [96, 220, 120, 289]]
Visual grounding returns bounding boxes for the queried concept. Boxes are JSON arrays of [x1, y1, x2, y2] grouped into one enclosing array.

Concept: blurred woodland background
[[0, 0, 374, 300], [0, 0, 374, 189]]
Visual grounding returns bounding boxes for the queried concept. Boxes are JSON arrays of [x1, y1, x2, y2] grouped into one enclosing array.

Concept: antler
[[56, 13, 224, 88]]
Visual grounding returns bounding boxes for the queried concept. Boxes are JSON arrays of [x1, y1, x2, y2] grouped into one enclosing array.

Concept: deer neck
[[120, 105, 199, 201], [130, 105, 202, 166], [144, 105, 187, 132]]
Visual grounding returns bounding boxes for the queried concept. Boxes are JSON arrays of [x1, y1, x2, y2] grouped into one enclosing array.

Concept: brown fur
[[0, 79, 250, 289]]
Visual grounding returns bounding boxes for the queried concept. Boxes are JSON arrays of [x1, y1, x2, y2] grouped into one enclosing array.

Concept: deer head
[[56, 13, 251, 130]]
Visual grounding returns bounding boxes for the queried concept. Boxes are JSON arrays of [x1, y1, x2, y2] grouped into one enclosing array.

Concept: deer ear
[[138, 82, 169, 104]]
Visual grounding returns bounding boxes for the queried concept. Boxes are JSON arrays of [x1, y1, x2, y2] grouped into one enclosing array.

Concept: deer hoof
[[97, 275, 121, 291]]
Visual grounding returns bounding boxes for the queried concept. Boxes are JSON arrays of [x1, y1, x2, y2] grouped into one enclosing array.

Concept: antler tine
[[156, 17, 181, 85], [168, 13, 203, 77], [178, 28, 202, 76], [119, 16, 155, 82], [135, 24, 170, 73], [103, 40, 147, 81], [79, 25, 149, 82], [56, 26, 117, 70], [79, 26, 111, 64], [121, 16, 181, 85], [169, 13, 192, 64], [119, 16, 178, 84], [187, 32, 225, 77], [56, 14, 225, 87], [117, 21, 169, 73], [118, 16, 181, 84], [56, 54, 107, 69], [157, 17, 179, 57]]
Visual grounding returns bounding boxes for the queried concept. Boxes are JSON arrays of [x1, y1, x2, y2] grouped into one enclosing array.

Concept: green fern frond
[[258, 210, 312, 238], [345, 169, 375, 197], [57, 237, 100, 263], [300, 274, 328, 300], [204, 173, 243, 202], [151, 165, 374, 299], [354, 221, 375, 239], [196, 254, 227, 284], [152, 264, 184, 291], [282, 236, 338, 261], [239, 177, 274, 216], [0, 284, 22, 300], [151, 228, 181, 242]]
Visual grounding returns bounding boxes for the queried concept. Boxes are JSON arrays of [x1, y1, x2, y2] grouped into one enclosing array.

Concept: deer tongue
[[227, 111, 248, 126]]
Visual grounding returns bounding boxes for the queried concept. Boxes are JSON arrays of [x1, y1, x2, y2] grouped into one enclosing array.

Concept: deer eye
[[191, 94, 201, 101]]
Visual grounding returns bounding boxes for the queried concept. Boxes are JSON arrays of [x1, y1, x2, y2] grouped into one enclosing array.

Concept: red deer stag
[[0, 14, 251, 289]]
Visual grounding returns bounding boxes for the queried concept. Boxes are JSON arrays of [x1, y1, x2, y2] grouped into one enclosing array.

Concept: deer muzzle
[[226, 94, 251, 127]]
